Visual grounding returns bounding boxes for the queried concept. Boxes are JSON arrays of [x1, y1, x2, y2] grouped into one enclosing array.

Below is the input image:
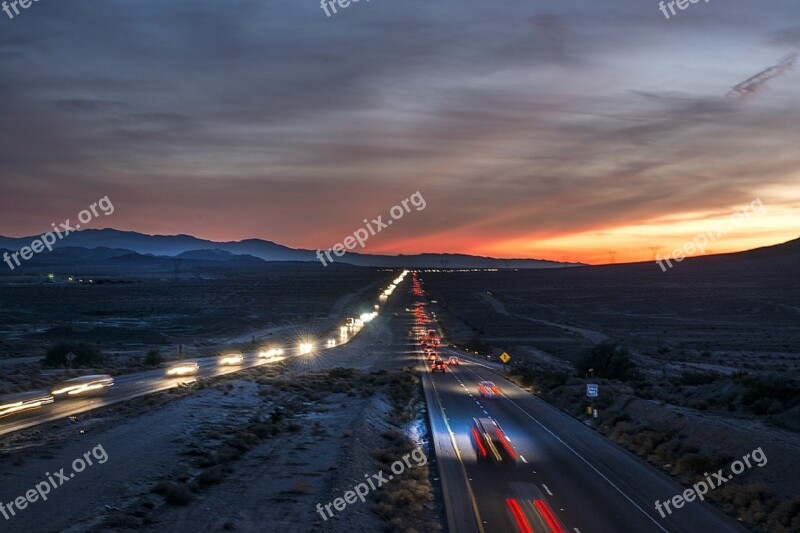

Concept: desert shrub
[[152, 481, 192, 505], [466, 332, 490, 353], [144, 349, 163, 366], [329, 367, 355, 379], [163, 483, 192, 506], [228, 431, 258, 451], [653, 437, 682, 462], [383, 429, 404, 442], [766, 495, 800, 532], [105, 512, 142, 528], [695, 401, 710, 411], [674, 453, 711, 476], [370, 447, 396, 464], [251, 421, 273, 439], [43, 342, 103, 367], [197, 466, 225, 487], [289, 480, 311, 494], [740, 377, 799, 410], [270, 407, 284, 423], [513, 364, 569, 390], [574, 342, 639, 381], [679, 371, 719, 386]]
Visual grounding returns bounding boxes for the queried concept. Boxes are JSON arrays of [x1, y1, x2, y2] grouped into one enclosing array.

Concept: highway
[[413, 275, 747, 533], [0, 270, 751, 533], [0, 274, 406, 438], [0, 353, 287, 437]]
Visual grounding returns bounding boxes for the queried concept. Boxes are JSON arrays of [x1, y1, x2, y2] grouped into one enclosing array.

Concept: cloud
[[768, 26, 800, 47], [726, 53, 798, 101], [0, 0, 797, 262]]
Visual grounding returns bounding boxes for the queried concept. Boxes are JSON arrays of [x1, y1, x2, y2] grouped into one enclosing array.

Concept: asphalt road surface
[[419, 342, 748, 533]]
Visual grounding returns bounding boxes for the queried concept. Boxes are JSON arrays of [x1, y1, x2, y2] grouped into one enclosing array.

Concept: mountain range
[[0, 228, 580, 271]]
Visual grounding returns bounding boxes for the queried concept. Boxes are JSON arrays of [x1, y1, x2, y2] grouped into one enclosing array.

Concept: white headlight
[[298, 342, 314, 355]]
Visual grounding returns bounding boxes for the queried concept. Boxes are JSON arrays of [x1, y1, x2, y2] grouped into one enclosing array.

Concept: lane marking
[[427, 364, 486, 533], [542, 483, 553, 496], [458, 363, 669, 533], [520, 455, 528, 464], [513, 396, 668, 531], [416, 340, 484, 533]]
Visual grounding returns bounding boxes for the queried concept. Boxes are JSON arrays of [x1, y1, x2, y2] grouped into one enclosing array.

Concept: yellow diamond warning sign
[[499, 352, 511, 363]]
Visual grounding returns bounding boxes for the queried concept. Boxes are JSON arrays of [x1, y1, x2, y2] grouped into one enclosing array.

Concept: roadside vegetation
[[507, 343, 800, 532], [369, 370, 439, 532], [43, 342, 104, 367], [103, 366, 441, 532]]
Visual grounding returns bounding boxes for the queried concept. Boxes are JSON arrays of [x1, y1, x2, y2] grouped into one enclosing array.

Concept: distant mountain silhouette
[[2, 229, 796, 274], [0, 228, 579, 269]]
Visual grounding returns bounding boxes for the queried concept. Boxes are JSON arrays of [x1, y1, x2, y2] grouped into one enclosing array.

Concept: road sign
[[586, 383, 598, 397], [499, 352, 511, 363]]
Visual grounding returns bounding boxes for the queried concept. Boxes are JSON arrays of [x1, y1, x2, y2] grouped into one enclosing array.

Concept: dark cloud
[[726, 53, 797, 100], [0, 0, 797, 259]]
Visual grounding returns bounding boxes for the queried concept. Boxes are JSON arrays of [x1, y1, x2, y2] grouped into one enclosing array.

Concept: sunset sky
[[0, 0, 798, 264]]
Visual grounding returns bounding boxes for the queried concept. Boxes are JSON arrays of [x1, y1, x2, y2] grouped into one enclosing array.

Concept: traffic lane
[[457, 362, 748, 533], [437, 363, 589, 533], [0, 370, 195, 436], [0, 282, 404, 438], [0, 353, 285, 436], [448, 362, 660, 533], [420, 357, 482, 533], [438, 346, 505, 372], [427, 362, 575, 533]]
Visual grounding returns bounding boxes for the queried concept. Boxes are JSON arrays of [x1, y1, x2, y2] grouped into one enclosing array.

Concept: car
[[427, 351, 438, 361], [479, 381, 501, 398], [447, 356, 460, 365], [219, 353, 244, 366], [166, 361, 199, 376], [471, 417, 516, 462], [0, 391, 54, 417], [258, 348, 284, 359], [505, 483, 566, 533], [51, 375, 114, 398], [431, 359, 447, 373]]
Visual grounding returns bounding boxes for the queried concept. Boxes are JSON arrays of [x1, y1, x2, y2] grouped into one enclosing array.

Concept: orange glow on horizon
[[362, 193, 800, 265]]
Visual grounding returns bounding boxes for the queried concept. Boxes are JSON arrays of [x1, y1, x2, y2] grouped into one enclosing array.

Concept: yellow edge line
[[428, 362, 486, 533]]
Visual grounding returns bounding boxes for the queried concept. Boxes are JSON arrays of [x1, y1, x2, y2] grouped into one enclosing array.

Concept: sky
[[0, 0, 798, 264]]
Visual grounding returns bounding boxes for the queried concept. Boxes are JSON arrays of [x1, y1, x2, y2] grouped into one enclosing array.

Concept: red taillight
[[506, 499, 533, 533], [471, 427, 487, 457], [496, 429, 516, 458], [533, 500, 565, 533]]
